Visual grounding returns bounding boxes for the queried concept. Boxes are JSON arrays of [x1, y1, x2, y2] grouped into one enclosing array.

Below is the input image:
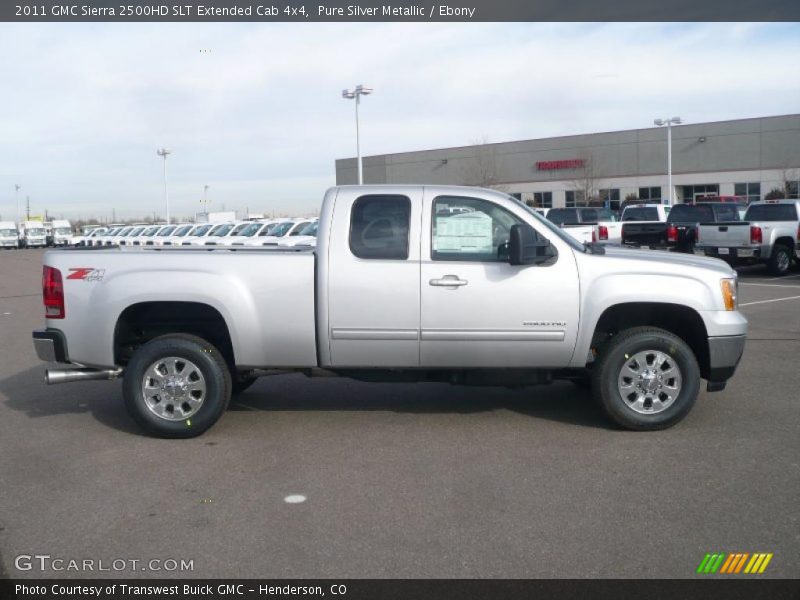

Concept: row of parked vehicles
[[76, 217, 319, 249], [0, 219, 74, 249], [541, 198, 800, 276]]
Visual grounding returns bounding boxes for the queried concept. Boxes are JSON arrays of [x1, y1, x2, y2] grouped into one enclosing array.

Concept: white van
[[23, 221, 47, 248], [51, 220, 74, 246], [0, 221, 20, 249]]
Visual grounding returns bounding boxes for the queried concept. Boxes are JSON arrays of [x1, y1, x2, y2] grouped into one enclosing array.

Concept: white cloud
[[0, 22, 797, 219]]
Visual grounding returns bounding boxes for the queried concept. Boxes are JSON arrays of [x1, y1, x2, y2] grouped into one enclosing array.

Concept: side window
[[580, 208, 598, 222], [432, 196, 523, 262], [349, 195, 411, 260]]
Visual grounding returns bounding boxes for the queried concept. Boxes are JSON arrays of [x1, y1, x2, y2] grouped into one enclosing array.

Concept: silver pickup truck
[[694, 199, 800, 275], [32, 185, 747, 437]]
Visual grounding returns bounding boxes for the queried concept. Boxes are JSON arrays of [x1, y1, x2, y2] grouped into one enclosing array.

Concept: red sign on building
[[536, 159, 585, 170]]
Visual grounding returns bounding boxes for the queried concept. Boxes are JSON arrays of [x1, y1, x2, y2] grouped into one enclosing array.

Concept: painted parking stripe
[[740, 283, 800, 288], [739, 295, 800, 306]]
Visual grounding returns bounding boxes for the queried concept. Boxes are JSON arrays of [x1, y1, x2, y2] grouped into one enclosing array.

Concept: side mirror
[[508, 224, 552, 266]]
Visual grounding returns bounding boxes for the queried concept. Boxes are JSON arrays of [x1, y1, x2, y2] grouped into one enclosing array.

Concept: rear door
[[419, 191, 580, 368], [326, 188, 422, 367]]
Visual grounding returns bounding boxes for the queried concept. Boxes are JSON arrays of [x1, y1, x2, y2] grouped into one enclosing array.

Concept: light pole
[[14, 184, 21, 224], [156, 148, 172, 223], [654, 117, 682, 205], [342, 85, 373, 184]]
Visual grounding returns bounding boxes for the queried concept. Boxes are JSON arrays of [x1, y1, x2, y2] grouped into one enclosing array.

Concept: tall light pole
[[14, 184, 21, 224], [654, 117, 682, 205], [157, 148, 172, 223], [342, 85, 373, 184]]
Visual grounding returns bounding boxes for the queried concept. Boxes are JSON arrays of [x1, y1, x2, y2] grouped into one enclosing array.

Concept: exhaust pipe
[[45, 367, 123, 385]]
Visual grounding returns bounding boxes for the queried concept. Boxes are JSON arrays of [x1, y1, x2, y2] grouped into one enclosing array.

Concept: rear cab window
[[349, 195, 411, 260], [622, 207, 659, 221], [745, 204, 799, 222]]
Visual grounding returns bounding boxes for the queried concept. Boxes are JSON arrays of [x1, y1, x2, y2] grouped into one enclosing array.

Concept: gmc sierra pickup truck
[[694, 199, 800, 275], [32, 185, 747, 437]]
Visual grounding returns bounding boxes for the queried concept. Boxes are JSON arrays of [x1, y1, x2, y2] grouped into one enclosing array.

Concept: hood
[[600, 245, 734, 277]]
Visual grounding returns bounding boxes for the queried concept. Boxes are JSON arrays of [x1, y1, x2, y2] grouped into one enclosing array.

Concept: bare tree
[[460, 136, 508, 191], [779, 166, 800, 199], [568, 151, 603, 206]]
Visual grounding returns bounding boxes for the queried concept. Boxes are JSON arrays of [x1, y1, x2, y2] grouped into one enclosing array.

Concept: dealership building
[[335, 114, 800, 210]]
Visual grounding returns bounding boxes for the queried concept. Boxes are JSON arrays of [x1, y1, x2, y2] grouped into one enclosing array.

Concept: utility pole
[[14, 184, 21, 224], [156, 148, 172, 223], [26, 196, 30, 220]]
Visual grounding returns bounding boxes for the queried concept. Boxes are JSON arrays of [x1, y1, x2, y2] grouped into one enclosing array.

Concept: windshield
[[298, 221, 318, 236], [0, 229, 16, 236], [127, 227, 144, 236], [157, 226, 176, 236], [55, 227, 72, 235], [192, 224, 213, 236], [622, 207, 660, 221], [238, 223, 262, 237], [745, 203, 799, 222], [258, 223, 279, 236], [142, 227, 160, 236], [28, 228, 45, 235], [229, 223, 250, 236], [517, 200, 584, 251], [210, 224, 235, 237], [269, 222, 294, 237], [173, 225, 193, 236]]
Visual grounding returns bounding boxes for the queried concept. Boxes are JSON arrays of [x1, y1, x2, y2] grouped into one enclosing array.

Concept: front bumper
[[32, 329, 69, 363], [706, 334, 746, 391]]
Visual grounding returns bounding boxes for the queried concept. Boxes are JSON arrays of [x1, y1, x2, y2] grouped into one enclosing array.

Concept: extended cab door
[[420, 191, 580, 368], [325, 187, 422, 367]]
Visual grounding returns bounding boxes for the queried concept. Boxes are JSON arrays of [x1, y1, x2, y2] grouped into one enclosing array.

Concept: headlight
[[720, 277, 737, 311]]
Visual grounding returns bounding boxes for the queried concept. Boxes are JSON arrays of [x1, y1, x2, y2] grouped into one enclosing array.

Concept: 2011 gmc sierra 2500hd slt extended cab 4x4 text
[[32, 185, 747, 437]]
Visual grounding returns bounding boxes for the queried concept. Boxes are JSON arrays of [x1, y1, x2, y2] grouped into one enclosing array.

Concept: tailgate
[[697, 222, 750, 247], [621, 222, 666, 245], [561, 223, 596, 244]]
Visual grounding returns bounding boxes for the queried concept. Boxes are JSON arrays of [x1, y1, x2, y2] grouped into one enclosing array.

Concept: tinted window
[[546, 208, 579, 225], [744, 204, 799, 222], [716, 205, 740, 221], [349, 195, 410, 260], [668, 204, 713, 222], [579, 208, 599, 222], [622, 207, 659, 221], [432, 196, 522, 262]]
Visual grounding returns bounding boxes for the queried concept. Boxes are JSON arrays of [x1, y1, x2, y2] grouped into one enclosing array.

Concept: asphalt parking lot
[[0, 248, 798, 579]]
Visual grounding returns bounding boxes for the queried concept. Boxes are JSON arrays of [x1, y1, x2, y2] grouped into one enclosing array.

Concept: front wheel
[[123, 334, 232, 438], [591, 327, 700, 430]]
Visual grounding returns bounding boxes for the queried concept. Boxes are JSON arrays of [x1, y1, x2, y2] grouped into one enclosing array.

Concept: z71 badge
[[67, 267, 105, 281]]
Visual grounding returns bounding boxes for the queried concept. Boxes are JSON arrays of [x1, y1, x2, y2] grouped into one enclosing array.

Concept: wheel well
[[592, 303, 710, 378], [773, 237, 795, 252], [114, 302, 234, 367]]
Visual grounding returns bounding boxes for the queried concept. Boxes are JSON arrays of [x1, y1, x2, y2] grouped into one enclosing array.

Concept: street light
[[156, 148, 172, 223], [653, 117, 682, 205], [342, 84, 373, 185], [14, 184, 21, 224]]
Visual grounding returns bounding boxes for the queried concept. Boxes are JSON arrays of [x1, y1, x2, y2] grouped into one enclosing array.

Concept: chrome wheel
[[617, 350, 682, 414], [141, 357, 206, 421], [777, 250, 790, 273]]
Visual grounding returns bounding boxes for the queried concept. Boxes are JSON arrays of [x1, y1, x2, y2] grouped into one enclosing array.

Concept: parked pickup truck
[[32, 185, 747, 437], [620, 204, 670, 248], [546, 207, 620, 244], [694, 199, 800, 276], [620, 203, 740, 253]]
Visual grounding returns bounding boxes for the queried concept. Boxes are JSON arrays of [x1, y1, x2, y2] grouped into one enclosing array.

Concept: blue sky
[[0, 22, 798, 220]]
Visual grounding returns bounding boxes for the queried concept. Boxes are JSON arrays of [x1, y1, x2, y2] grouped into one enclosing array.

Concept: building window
[[565, 190, 585, 208], [533, 192, 552, 208], [786, 181, 799, 200], [638, 187, 661, 202], [734, 182, 761, 204], [600, 188, 620, 210], [680, 184, 719, 202]]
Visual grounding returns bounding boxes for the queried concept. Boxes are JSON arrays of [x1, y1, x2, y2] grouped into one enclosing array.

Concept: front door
[[420, 192, 580, 368]]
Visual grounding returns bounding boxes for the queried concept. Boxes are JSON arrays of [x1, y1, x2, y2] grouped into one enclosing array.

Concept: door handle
[[429, 275, 468, 287]]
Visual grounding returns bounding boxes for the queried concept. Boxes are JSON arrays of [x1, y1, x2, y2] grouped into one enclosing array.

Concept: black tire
[[591, 327, 700, 431], [767, 244, 792, 276], [123, 333, 231, 438]]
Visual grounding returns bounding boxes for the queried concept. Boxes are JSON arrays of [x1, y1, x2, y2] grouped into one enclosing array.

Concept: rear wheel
[[767, 244, 792, 276], [123, 334, 231, 438], [591, 327, 699, 430]]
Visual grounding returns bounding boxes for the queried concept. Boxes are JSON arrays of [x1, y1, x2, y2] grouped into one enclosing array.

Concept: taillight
[[42, 266, 65, 319], [750, 226, 762, 245], [598, 225, 608, 240], [797, 224, 800, 243], [666, 225, 678, 243], [591, 229, 597, 243]]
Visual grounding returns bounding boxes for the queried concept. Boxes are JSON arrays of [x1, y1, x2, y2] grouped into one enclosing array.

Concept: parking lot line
[[739, 295, 800, 307], [739, 283, 800, 289]]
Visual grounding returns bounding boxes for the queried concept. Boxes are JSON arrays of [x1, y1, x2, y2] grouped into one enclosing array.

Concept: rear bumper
[[695, 245, 761, 261], [706, 334, 746, 391], [32, 329, 69, 363]]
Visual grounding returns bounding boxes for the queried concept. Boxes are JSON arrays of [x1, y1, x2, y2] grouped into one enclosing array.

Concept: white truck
[[22, 220, 47, 248], [32, 185, 747, 438], [0, 221, 21, 249], [694, 199, 800, 276], [51, 220, 74, 246], [545, 207, 621, 245]]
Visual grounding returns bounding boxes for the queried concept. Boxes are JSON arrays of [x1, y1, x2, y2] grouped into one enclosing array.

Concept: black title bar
[[4, 0, 800, 22]]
